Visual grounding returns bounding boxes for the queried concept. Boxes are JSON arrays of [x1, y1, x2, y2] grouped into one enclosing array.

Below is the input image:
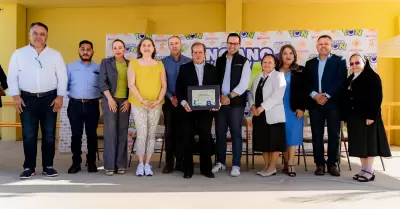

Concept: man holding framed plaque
[[175, 42, 219, 179]]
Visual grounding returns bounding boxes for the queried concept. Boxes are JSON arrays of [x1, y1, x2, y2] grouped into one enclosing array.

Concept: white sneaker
[[212, 162, 226, 173], [144, 164, 153, 176], [230, 166, 241, 177], [136, 163, 144, 176]]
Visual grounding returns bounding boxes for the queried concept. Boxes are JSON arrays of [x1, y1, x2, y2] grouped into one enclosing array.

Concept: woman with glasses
[[344, 53, 391, 182], [99, 39, 131, 176]]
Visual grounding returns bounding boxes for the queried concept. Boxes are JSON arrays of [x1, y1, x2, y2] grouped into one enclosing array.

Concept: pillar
[[225, 0, 243, 32], [0, 4, 26, 141], [134, 18, 155, 34]]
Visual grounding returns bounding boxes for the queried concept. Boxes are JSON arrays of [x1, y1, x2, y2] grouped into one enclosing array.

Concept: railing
[[0, 101, 399, 143], [382, 102, 400, 144]]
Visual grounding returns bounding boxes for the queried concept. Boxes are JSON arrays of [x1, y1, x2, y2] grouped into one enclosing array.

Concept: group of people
[[5, 22, 391, 182]]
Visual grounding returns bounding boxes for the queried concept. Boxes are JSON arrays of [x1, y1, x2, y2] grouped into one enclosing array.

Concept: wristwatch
[[227, 94, 232, 99]]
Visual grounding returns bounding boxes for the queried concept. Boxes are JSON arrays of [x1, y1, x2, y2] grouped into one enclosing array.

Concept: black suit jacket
[[304, 54, 348, 108], [289, 66, 308, 112], [176, 62, 219, 105], [0, 65, 8, 108], [99, 57, 130, 99]]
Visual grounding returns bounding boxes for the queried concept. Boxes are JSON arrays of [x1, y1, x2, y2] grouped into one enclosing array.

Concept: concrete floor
[[1, 141, 400, 209]]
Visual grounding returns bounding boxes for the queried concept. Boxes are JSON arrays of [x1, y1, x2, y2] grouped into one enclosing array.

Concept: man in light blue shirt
[[66, 40, 100, 174], [161, 36, 191, 173]]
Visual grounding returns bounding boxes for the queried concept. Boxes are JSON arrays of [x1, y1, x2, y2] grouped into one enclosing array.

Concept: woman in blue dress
[[277, 44, 308, 177]]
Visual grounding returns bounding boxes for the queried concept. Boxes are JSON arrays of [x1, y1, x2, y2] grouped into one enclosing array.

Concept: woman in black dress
[[249, 54, 287, 177], [344, 53, 391, 182]]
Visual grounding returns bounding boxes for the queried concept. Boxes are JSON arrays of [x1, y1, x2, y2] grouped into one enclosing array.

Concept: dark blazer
[[99, 57, 130, 99], [288, 66, 308, 112], [0, 65, 8, 108], [304, 54, 348, 108], [175, 62, 219, 104], [343, 62, 382, 121]]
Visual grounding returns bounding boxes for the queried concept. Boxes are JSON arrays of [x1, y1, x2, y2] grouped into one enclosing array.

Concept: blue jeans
[[20, 90, 57, 170], [215, 106, 245, 167]]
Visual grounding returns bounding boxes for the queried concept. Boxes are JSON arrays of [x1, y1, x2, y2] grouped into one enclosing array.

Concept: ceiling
[[0, 0, 398, 8]]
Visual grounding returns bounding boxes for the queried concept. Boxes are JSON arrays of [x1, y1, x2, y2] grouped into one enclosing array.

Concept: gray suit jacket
[[99, 57, 130, 99]]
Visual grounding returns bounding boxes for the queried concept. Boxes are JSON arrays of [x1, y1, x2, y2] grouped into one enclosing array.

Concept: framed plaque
[[187, 85, 220, 110]]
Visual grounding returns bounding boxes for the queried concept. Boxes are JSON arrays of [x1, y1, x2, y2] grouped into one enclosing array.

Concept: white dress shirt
[[221, 56, 251, 96], [248, 70, 287, 124], [7, 44, 68, 96]]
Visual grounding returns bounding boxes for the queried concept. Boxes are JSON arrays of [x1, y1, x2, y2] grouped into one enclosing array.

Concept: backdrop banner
[[58, 30, 377, 154]]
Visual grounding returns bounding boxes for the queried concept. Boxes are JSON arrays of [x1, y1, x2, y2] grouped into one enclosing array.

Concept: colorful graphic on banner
[[58, 30, 377, 153]]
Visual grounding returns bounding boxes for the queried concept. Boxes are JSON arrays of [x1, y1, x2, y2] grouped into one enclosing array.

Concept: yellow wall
[[27, 3, 226, 64]]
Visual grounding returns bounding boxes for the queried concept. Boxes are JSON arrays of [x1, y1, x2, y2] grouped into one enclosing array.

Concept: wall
[[244, 2, 400, 144], [27, 3, 226, 64]]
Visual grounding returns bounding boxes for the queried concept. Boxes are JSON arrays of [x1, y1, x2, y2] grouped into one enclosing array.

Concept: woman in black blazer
[[277, 45, 308, 177], [344, 53, 391, 182], [0, 65, 8, 107]]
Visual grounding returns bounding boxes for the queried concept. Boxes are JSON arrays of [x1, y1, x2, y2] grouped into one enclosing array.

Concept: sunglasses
[[350, 61, 361, 66]]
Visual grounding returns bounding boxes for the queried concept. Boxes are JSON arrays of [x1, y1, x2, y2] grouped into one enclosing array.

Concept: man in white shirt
[[7, 22, 68, 179]]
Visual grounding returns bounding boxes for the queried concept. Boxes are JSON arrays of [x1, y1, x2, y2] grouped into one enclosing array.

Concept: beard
[[79, 54, 93, 62]]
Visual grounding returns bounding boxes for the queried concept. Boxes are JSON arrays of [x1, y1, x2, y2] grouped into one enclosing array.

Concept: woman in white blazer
[[249, 54, 287, 177]]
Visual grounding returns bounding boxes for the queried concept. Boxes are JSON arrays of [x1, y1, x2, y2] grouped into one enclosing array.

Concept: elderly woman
[[99, 39, 131, 176], [128, 37, 167, 177], [249, 54, 287, 177], [344, 53, 391, 182], [277, 44, 308, 177]]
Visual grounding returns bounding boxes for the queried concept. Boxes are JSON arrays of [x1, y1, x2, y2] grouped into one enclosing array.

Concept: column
[[0, 4, 26, 141], [225, 0, 243, 32]]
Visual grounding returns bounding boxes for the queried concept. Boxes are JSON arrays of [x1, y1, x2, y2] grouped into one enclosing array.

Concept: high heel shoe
[[287, 165, 296, 177], [357, 171, 375, 182]]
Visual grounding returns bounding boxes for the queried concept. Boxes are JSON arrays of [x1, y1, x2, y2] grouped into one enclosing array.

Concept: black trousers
[[309, 103, 341, 168], [181, 108, 214, 174], [162, 101, 183, 167], [67, 99, 100, 165]]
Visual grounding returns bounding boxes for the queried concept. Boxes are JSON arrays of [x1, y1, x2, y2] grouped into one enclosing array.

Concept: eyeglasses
[[227, 42, 240, 46], [350, 61, 361, 66], [35, 57, 42, 68]]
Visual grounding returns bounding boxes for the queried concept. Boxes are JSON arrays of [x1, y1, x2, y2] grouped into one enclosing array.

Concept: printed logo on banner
[[365, 53, 378, 63], [126, 44, 137, 53], [332, 40, 347, 51], [289, 30, 309, 38], [184, 33, 204, 40], [238, 31, 255, 39], [134, 34, 152, 39], [342, 29, 363, 36], [308, 54, 319, 60]]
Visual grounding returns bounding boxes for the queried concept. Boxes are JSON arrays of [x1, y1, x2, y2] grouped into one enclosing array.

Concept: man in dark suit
[[176, 42, 219, 179], [304, 35, 348, 176]]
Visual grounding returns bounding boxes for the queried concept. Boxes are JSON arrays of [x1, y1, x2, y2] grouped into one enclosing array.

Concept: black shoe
[[87, 164, 98, 173], [162, 164, 173, 174], [68, 164, 81, 174], [183, 172, 193, 179], [43, 166, 58, 177], [20, 168, 36, 179], [201, 172, 215, 178]]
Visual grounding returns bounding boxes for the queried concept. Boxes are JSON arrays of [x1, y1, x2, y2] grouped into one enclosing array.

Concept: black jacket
[[175, 62, 219, 104], [288, 66, 308, 112], [342, 60, 382, 121], [99, 57, 130, 99], [0, 65, 8, 108]]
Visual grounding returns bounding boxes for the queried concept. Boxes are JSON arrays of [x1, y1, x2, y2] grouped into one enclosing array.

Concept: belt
[[21, 90, 56, 98], [70, 98, 99, 103]]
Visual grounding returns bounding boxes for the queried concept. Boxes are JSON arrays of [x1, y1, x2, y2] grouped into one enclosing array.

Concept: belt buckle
[[36, 93, 40, 98]]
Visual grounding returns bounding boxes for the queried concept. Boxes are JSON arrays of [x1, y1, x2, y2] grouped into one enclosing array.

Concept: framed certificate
[[187, 85, 220, 110]]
